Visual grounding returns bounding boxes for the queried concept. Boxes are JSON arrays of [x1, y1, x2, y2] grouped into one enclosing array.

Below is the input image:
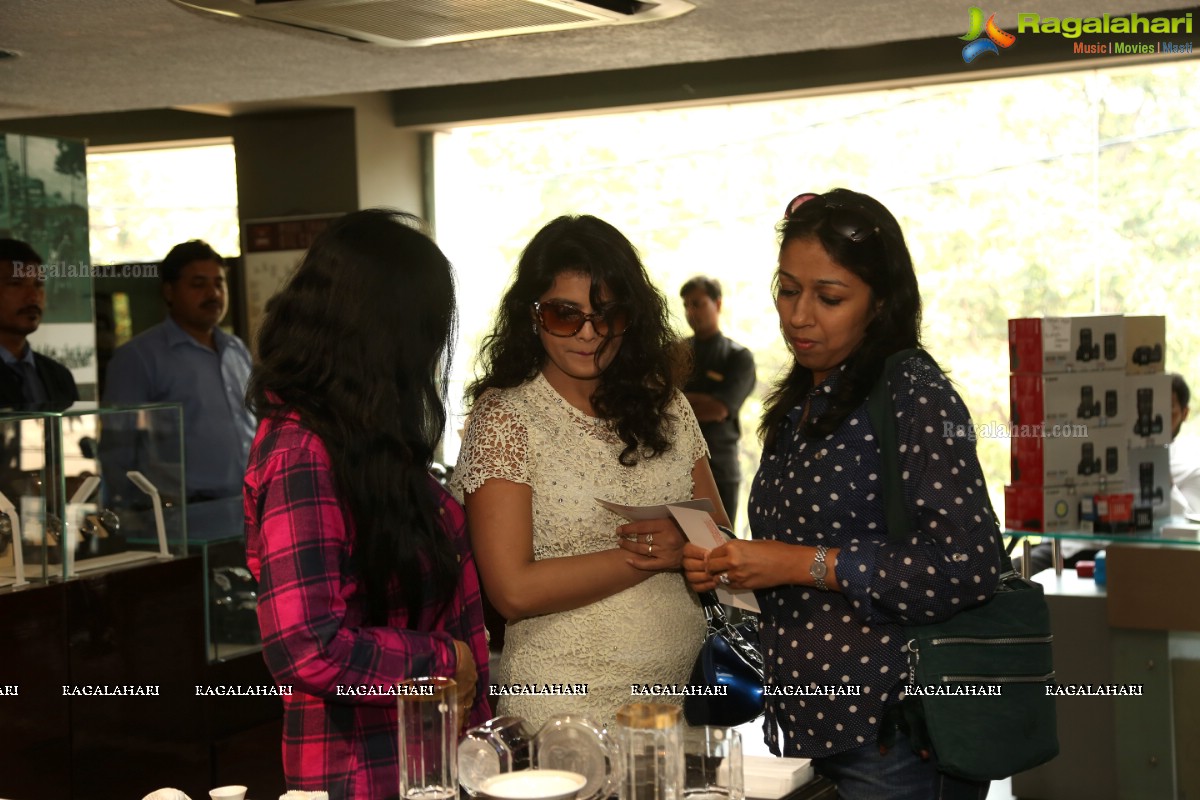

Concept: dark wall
[[231, 108, 359, 221], [0, 109, 234, 148]]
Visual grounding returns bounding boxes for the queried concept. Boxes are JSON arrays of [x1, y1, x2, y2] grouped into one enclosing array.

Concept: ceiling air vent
[[168, 0, 694, 46]]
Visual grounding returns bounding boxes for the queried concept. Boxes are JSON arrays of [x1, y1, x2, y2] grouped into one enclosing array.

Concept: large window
[[433, 61, 1200, 530], [86, 142, 242, 388], [87, 142, 241, 264]]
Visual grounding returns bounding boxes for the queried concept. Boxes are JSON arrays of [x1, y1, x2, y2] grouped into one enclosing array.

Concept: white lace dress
[[451, 373, 708, 730]]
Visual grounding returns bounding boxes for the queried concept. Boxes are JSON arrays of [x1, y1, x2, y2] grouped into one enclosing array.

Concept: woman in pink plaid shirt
[[244, 209, 492, 800]]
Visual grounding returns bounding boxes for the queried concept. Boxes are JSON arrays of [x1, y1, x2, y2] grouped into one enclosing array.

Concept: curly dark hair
[[760, 188, 923, 451], [467, 215, 680, 465], [248, 208, 459, 625]]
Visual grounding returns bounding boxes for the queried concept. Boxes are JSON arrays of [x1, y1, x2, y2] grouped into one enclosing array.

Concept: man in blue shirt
[[103, 240, 255, 504]]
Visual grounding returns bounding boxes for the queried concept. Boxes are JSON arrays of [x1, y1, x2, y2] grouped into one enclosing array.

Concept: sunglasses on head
[[784, 192, 880, 244], [533, 300, 629, 338]]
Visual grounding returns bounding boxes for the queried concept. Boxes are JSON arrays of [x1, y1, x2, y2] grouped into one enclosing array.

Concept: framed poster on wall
[[1, 132, 97, 398], [240, 214, 337, 356]]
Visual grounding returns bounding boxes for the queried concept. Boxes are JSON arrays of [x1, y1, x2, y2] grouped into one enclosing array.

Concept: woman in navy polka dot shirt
[[683, 189, 1001, 800]]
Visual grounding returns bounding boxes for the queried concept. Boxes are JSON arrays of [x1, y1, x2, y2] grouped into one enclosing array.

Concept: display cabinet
[[1009, 516, 1200, 578], [0, 403, 280, 799], [0, 402, 187, 588], [1007, 521, 1200, 800], [0, 412, 54, 587], [167, 495, 262, 662]]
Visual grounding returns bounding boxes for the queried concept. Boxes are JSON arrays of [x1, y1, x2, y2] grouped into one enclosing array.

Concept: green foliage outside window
[[437, 61, 1200, 533]]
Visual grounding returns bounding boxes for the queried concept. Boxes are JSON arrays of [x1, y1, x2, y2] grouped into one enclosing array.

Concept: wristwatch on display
[[810, 544, 829, 591]]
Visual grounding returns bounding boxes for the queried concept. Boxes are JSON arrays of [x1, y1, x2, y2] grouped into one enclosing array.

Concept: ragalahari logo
[[961, 7, 1017, 62]]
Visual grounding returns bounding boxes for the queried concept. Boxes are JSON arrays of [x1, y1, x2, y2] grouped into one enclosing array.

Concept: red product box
[[1011, 371, 1127, 430], [1004, 484, 1081, 533], [1009, 315, 1124, 373], [1084, 491, 1137, 534], [1097, 492, 1134, 523], [1010, 424, 1128, 489]]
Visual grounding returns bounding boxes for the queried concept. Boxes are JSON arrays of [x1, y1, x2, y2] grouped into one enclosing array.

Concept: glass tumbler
[[613, 703, 684, 800], [397, 677, 458, 800], [535, 714, 612, 800], [459, 715, 534, 796], [682, 726, 743, 800]]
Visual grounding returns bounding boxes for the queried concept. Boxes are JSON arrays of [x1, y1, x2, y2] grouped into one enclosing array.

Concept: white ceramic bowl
[[209, 786, 248, 800], [142, 790, 192, 800], [480, 769, 587, 800]]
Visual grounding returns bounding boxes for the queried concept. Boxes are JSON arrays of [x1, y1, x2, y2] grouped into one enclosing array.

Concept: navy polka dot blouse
[[749, 355, 1002, 757]]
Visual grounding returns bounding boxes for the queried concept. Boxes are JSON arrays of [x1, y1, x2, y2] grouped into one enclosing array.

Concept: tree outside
[[434, 60, 1200, 534], [87, 144, 241, 264]]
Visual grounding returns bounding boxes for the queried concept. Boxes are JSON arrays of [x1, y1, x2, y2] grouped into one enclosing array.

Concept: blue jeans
[[811, 731, 990, 800]]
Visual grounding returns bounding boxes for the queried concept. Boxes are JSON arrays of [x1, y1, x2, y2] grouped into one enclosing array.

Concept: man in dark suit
[[0, 239, 79, 410], [680, 275, 756, 525]]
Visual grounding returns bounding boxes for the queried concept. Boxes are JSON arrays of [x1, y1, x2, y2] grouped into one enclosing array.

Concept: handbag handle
[[697, 590, 726, 622], [864, 348, 1016, 575]]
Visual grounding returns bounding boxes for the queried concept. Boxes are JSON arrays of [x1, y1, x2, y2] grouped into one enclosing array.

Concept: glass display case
[[1015, 518, 1200, 547], [1007, 515, 1200, 578], [0, 402, 187, 587], [179, 495, 262, 662]]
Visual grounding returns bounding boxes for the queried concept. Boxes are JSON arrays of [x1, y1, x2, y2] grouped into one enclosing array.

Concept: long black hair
[[467, 215, 678, 465], [760, 189, 923, 451], [248, 209, 459, 624]]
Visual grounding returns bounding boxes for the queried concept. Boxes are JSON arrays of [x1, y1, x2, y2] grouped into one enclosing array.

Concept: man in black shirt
[[0, 239, 79, 410], [680, 276, 756, 524]]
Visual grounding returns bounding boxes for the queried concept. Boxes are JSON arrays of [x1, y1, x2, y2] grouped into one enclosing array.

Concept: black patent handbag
[[683, 591, 765, 726]]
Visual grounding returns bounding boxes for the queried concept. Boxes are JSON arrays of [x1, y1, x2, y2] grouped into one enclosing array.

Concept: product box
[[732, 756, 815, 799], [1126, 373, 1173, 446], [1010, 424, 1128, 489], [1125, 444, 1172, 519], [1124, 315, 1166, 375], [1011, 371, 1128, 431], [1004, 484, 1082, 533], [1009, 315, 1124, 373], [1079, 492, 1140, 533]]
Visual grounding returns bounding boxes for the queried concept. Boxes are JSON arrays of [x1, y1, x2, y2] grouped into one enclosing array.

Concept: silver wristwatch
[[810, 544, 829, 591]]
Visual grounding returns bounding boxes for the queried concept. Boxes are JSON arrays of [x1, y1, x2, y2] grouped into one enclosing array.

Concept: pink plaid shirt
[[245, 413, 491, 800]]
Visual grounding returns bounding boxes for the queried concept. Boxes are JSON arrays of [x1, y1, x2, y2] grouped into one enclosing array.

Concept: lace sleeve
[[449, 389, 531, 499], [670, 390, 709, 464]]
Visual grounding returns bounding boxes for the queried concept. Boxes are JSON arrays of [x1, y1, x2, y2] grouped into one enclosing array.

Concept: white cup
[[209, 787, 247, 800]]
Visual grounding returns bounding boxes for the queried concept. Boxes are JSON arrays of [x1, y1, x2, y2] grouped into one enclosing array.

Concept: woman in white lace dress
[[450, 215, 729, 729]]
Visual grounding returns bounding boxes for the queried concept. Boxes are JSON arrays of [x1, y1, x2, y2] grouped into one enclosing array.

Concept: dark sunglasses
[[785, 192, 880, 243], [533, 300, 629, 338]]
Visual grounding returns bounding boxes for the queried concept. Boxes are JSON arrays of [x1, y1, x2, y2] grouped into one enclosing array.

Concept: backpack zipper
[[939, 671, 1056, 684], [905, 636, 1053, 688], [929, 634, 1054, 647]]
